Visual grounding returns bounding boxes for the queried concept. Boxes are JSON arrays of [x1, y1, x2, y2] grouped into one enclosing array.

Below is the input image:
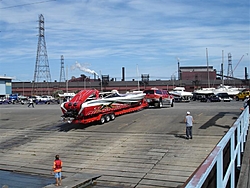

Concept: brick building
[[180, 66, 217, 81]]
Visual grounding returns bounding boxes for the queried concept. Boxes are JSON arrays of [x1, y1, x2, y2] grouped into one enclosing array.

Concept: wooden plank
[[0, 103, 241, 188]]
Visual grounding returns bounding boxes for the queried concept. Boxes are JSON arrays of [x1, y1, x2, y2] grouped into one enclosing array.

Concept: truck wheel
[[154, 101, 162, 108], [155, 101, 163, 108], [105, 114, 111, 122], [110, 113, 115, 120], [100, 116, 105, 124]]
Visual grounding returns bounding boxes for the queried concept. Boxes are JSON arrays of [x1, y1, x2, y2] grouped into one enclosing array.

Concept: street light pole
[[22, 82, 24, 96], [100, 71, 102, 92], [171, 71, 177, 89], [84, 77, 87, 89], [66, 65, 68, 93]]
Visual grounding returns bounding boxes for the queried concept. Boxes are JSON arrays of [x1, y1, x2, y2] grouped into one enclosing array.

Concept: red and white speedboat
[[61, 89, 148, 124]]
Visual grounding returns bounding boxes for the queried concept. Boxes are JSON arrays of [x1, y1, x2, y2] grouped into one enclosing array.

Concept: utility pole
[[227, 53, 233, 85], [221, 50, 224, 85], [59, 55, 66, 82], [206, 48, 210, 88], [33, 14, 51, 94], [176, 57, 181, 86], [227, 53, 233, 78]]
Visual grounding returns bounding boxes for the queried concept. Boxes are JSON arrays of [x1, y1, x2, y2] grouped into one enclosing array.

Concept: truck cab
[[8, 94, 18, 101]]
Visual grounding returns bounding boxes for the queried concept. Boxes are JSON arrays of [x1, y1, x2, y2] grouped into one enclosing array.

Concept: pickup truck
[[143, 88, 174, 108], [8, 94, 19, 101], [35, 95, 55, 104], [8, 94, 28, 103], [40, 95, 55, 102]]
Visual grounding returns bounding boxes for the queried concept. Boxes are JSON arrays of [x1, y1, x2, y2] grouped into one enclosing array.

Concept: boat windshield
[[105, 93, 120, 98]]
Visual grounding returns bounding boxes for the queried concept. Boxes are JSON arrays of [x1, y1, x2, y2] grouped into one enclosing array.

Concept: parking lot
[[0, 100, 244, 187]]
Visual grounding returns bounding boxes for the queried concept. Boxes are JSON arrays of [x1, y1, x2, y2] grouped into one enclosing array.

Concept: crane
[[233, 54, 248, 73]]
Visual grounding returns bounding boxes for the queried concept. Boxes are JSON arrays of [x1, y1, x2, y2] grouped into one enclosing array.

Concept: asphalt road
[[0, 101, 242, 133], [0, 100, 244, 188]]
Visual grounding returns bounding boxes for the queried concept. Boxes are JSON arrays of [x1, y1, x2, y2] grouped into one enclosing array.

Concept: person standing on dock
[[184, 111, 194, 140], [243, 95, 249, 109], [51, 154, 63, 186]]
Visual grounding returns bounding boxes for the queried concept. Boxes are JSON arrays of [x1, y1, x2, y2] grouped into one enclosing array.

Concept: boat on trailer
[[61, 89, 148, 124], [169, 87, 193, 102], [193, 84, 245, 99]]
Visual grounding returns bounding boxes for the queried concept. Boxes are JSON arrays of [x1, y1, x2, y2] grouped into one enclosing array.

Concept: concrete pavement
[[0, 101, 244, 187]]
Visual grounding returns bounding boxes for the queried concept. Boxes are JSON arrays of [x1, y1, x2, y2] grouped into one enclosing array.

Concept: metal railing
[[185, 107, 249, 188]]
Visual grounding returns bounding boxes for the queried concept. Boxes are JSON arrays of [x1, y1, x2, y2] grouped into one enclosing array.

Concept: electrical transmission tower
[[59, 55, 66, 82], [227, 53, 233, 78], [33, 14, 51, 83]]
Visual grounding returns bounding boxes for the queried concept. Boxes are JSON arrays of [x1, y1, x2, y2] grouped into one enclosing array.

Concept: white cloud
[[0, 0, 249, 81]]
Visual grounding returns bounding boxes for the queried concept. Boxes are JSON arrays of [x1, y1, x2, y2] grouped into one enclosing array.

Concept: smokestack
[[245, 67, 248, 80], [178, 61, 180, 80], [122, 67, 125, 81]]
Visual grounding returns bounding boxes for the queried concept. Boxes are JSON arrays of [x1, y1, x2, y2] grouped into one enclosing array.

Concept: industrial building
[[0, 76, 12, 97], [10, 65, 248, 97], [180, 66, 217, 81]]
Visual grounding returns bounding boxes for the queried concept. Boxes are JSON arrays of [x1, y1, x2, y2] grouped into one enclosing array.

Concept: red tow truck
[[143, 88, 174, 108]]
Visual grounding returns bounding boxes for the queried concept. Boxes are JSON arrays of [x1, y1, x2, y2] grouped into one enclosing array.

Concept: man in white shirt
[[28, 98, 34, 108], [184, 111, 194, 139]]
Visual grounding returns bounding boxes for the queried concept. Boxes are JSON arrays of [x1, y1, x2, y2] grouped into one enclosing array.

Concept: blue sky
[[0, 0, 249, 82]]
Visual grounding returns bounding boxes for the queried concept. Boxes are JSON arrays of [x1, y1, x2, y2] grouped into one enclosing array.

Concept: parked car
[[216, 93, 232, 102], [235, 90, 250, 101], [40, 95, 54, 102], [200, 96, 208, 102], [209, 95, 221, 102], [0, 97, 9, 104]]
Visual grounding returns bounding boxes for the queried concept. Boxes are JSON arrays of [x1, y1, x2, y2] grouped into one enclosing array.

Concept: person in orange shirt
[[51, 154, 63, 186]]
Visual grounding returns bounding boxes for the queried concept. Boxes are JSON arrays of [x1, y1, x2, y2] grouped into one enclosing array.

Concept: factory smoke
[[71, 61, 98, 76]]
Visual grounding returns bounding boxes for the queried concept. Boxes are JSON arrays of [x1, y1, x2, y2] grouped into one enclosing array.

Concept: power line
[[0, 0, 56, 9]]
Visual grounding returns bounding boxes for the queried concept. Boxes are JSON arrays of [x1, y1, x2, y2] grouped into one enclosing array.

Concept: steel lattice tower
[[59, 55, 66, 82], [33, 14, 51, 83], [227, 53, 233, 78]]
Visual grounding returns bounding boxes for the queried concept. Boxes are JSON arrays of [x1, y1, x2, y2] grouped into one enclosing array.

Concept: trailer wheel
[[105, 114, 111, 122], [100, 116, 105, 124], [110, 113, 115, 120]]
